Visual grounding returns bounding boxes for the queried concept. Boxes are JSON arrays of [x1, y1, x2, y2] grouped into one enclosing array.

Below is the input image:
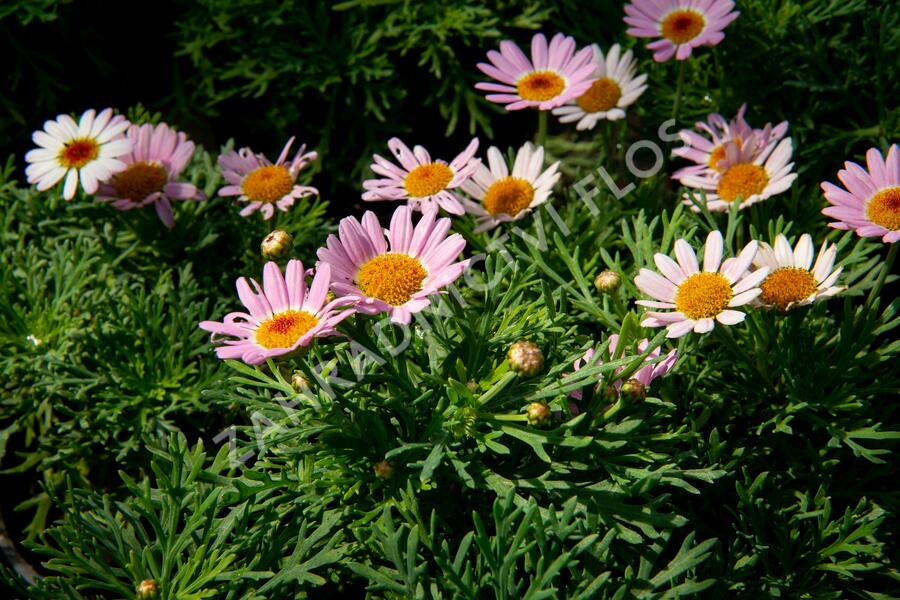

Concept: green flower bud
[[594, 270, 621, 293], [261, 229, 294, 260], [374, 459, 395, 480], [507, 340, 544, 376], [620, 378, 646, 402], [526, 401, 551, 427]]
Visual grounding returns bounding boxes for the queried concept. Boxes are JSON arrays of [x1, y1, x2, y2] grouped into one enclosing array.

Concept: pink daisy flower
[[672, 104, 788, 180], [96, 123, 204, 228], [217, 137, 318, 220], [362, 137, 480, 215], [624, 0, 739, 62], [634, 230, 769, 337], [475, 33, 596, 111], [199, 260, 354, 365], [821, 144, 900, 243], [570, 335, 677, 400], [317, 205, 468, 325], [678, 134, 797, 212]]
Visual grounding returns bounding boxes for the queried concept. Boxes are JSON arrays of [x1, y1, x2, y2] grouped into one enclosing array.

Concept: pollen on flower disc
[[675, 272, 733, 320], [717, 163, 769, 202], [404, 163, 453, 198], [517, 70, 566, 102], [866, 187, 900, 231], [576, 77, 622, 113], [760, 267, 818, 310], [356, 253, 427, 306], [255, 310, 319, 349], [58, 138, 100, 169], [242, 165, 294, 203], [483, 177, 535, 217], [113, 161, 168, 201], [661, 9, 706, 44]]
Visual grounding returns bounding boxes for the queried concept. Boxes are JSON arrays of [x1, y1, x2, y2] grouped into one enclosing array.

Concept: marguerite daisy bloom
[[475, 33, 596, 111], [199, 260, 354, 365], [570, 335, 677, 400], [673, 104, 788, 180], [362, 137, 480, 215], [679, 135, 797, 212], [25, 108, 132, 200], [624, 0, 739, 62], [635, 230, 768, 337], [551, 44, 648, 129], [96, 123, 203, 228], [317, 205, 468, 325], [217, 137, 318, 220], [752, 233, 844, 311], [821, 144, 900, 243], [460, 142, 560, 233]]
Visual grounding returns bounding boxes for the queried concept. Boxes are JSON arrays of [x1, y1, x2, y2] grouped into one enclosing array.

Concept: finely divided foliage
[[1, 1, 899, 599]]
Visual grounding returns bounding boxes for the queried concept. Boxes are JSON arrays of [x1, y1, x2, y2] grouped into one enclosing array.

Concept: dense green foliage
[[1, 0, 899, 598]]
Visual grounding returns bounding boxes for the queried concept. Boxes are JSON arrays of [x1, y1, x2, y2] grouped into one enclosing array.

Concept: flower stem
[[716, 323, 774, 391], [866, 241, 898, 310], [671, 60, 687, 121], [536, 109, 548, 147]]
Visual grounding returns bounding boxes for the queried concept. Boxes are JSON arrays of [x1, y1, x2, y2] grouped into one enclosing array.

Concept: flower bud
[[291, 371, 309, 391], [526, 401, 551, 426], [594, 270, 621, 293], [261, 229, 293, 260], [507, 340, 544, 376], [599, 383, 619, 403], [374, 459, 394, 480], [136, 579, 159, 599], [620, 378, 646, 402]]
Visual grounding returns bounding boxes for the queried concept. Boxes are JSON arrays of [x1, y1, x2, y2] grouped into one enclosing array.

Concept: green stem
[[866, 242, 898, 309], [671, 60, 687, 121], [716, 323, 774, 392], [535, 109, 548, 147]]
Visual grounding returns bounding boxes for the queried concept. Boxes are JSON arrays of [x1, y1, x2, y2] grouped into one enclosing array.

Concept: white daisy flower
[[25, 108, 133, 200], [551, 44, 648, 130], [752, 233, 845, 311], [460, 142, 560, 233]]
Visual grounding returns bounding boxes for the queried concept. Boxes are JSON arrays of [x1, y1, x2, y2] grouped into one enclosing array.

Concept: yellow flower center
[[575, 77, 622, 113], [356, 253, 427, 306], [58, 138, 99, 169], [404, 162, 454, 198], [255, 310, 319, 349], [708, 138, 741, 172], [517, 70, 566, 102], [483, 177, 535, 217], [760, 267, 818, 311], [242, 165, 294, 203], [661, 9, 706, 44], [113, 161, 168, 200], [866, 186, 900, 231], [675, 272, 733, 320], [717, 163, 769, 202]]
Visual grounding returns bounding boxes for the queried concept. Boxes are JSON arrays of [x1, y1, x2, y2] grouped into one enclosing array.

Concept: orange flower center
[[58, 138, 100, 169], [866, 186, 900, 231], [575, 77, 622, 113], [661, 9, 706, 44], [675, 272, 733, 320], [242, 165, 294, 203], [404, 162, 454, 198], [516, 70, 566, 102], [483, 177, 535, 217], [717, 163, 769, 202], [255, 310, 319, 349], [356, 253, 427, 306], [760, 268, 818, 311], [113, 161, 168, 200]]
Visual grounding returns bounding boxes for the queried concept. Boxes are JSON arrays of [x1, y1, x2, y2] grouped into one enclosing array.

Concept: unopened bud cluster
[[507, 340, 544, 376], [526, 401, 551, 426]]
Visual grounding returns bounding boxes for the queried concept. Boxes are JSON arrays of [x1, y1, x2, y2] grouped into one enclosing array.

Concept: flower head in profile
[[571, 335, 677, 400], [821, 144, 900, 244], [624, 0, 739, 62], [475, 33, 596, 111], [752, 234, 844, 311], [552, 44, 648, 130], [25, 108, 132, 200], [199, 260, 353, 365], [362, 138, 480, 215], [317, 206, 468, 324], [96, 123, 203, 228], [673, 104, 788, 180], [679, 135, 797, 212], [460, 142, 560, 233], [218, 137, 318, 220], [635, 230, 768, 337]]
